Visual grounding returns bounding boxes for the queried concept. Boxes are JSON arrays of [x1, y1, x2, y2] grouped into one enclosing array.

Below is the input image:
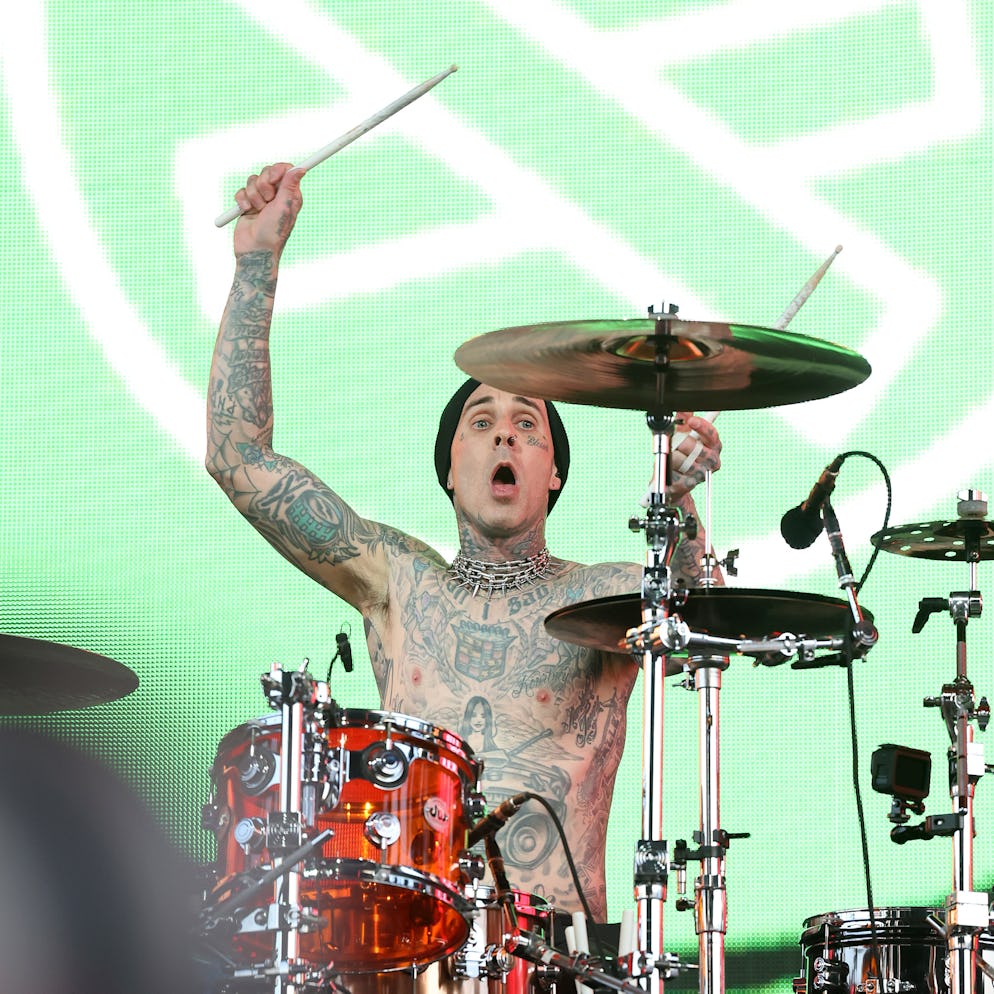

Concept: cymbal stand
[[671, 650, 731, 994], [623, 318, 706, 992], [673, 423, 748, 994], [914, 493, 991, 994], [198, 828, 333, 934], [626, 405, 682, 994], [258, 663, 334, 994], [674, 465, 736, 994]]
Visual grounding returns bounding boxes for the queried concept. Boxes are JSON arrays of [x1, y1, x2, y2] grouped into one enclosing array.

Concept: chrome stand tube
[[632, 405, 684, 993], [275, 697, 304, 994], [694, 660, 728, 994]]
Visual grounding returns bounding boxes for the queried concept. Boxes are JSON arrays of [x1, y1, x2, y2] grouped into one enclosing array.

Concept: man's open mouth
[[492, 465, 517, 486]]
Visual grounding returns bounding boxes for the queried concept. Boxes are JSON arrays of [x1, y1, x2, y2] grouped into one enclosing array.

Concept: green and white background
[[2, 0, 993, 988]]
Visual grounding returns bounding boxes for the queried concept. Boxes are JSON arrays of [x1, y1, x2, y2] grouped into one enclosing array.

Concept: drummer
[[205, 162, 722, 925]]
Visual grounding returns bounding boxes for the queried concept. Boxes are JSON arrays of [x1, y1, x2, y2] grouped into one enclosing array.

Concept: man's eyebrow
[[463, 395, 543, 415]]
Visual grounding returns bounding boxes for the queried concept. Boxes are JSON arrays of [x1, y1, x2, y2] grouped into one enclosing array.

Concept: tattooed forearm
[[670, 492, 722, 587], [225, 251, 277, 336]]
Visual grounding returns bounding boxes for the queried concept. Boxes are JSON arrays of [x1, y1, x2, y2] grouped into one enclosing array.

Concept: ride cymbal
[[0, 635, 139, 715], [455, 317, 870, 411], [871, 519, 994, 561], [545, 588, 867, 670]]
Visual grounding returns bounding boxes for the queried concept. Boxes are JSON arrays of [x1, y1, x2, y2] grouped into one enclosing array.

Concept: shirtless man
[[206, 163, 722, 922]]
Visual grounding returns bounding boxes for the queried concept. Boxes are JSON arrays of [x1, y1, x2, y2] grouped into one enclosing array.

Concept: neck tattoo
[[449, 547, 554, 599]]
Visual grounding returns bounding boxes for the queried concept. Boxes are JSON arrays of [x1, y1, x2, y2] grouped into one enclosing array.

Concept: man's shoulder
[[375, 524, 445, 564], [553, 558, 641, 598]]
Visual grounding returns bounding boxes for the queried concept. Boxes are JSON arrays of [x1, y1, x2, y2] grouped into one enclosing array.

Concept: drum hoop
[[300, 858, 475, 915], [214, 710, 480, 775], [800, 906, 943, 941], [467, 885, 551, 915], [333, 707, 478, 766]]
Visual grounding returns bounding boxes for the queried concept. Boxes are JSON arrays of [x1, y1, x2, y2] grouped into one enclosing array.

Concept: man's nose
[[494, 433, 517, 447]]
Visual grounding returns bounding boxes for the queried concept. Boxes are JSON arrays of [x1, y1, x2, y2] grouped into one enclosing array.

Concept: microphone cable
[[835, 450, 893, 594], [819, 450, 892, 978], [500, 791, 611, 961]]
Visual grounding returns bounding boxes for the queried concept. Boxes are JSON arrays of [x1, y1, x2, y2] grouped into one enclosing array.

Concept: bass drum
[[204, 708, 482, 974], [795, 907, 994, 994], [344, 888, 553, 993]]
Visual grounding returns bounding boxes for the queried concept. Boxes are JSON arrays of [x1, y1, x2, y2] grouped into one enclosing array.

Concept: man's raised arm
[[205, 163, 391, 613]]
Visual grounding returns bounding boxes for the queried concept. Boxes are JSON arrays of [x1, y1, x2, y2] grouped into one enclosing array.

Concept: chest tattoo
[[452, 619, 516, 681]]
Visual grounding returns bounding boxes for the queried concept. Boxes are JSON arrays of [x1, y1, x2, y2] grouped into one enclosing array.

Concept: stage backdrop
[[2, 1, 992, 989]]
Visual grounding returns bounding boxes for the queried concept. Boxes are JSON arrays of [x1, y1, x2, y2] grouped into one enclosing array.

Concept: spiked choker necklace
[[449, 547, 553, 599]]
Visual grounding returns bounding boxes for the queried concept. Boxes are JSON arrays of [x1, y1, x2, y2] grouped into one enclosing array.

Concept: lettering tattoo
[[563, 679, 608, 748]]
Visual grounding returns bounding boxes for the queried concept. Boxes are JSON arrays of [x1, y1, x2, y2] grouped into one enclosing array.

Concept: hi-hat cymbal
[[545, 588, 866, 670], [871, 519, 994, 561], [0, 635, 139, 715], [454, 317, 870, 411]]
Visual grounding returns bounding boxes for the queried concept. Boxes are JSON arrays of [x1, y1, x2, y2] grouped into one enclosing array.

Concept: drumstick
[[690, 244, 844, 428], [774, 244, 843, 330], [214, 64, 459, 227], [687, 247, 843, 574]]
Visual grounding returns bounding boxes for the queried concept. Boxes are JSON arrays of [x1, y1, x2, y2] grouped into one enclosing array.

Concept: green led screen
[[2, 1, 993, 990]]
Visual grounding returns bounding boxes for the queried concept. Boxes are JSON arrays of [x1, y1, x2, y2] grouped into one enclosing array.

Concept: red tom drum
[[204, 707, 482, 973]]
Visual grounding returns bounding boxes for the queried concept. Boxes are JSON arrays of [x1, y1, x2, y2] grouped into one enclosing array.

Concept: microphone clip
[[325, 627, 354, 681]]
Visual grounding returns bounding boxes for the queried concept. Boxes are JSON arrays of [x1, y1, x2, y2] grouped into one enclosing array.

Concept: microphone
[[466, 792, 529, 847], [336, 631, 353, 673], [780, 454, 845, 549]]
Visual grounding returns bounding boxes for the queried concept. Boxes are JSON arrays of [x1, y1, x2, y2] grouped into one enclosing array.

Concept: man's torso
[[363, 551, 641, 917]]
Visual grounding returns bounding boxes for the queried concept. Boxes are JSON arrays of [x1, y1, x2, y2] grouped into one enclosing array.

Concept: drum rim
[[300, 858, 473, 973], [465, 884, 552, 914], [333, 707, 478, 765], [214, 709, 480, 774], [800, 905, 942, 938], [301, 857, 475, 913]]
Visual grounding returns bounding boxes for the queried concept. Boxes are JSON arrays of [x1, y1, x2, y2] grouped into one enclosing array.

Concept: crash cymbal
[[0, 635, 139, 715], [545, 588, 868, 669], [871, 519, 994, 561], [454, 317, 870, 411]]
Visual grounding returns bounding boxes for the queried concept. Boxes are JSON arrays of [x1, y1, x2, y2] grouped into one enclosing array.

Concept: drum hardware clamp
[[871, 489, 994, 994], [197, 827, 333, 934]]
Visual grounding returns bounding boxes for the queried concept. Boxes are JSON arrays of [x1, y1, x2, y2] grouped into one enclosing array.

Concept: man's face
[[447, 385, 560, 539]]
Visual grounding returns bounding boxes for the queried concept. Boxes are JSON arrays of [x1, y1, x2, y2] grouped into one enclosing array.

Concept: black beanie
[[434, 379, 570, 512]]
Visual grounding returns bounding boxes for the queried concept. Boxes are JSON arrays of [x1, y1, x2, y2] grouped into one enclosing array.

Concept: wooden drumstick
[[692, 245, 843, 579], [690, 243, 844, 429], [774, 244, 843, 330], [214, 64, 459, 227]]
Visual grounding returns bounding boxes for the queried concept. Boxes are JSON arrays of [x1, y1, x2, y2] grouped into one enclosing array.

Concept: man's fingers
[[236, 163, 298, 215]]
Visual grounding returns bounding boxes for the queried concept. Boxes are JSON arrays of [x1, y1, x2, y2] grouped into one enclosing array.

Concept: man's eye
[[472, 418, 490, 429], [518, 419, 535, 430]]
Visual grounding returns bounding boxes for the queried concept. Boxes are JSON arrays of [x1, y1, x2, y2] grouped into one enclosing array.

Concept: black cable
[[517, 791, 611, 960], [846, 660, 883, 978], [821, 450, 890, 976], [832, 449, 892, 594]]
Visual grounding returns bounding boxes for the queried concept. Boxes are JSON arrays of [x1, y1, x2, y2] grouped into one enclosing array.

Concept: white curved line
[[0, 2, 204, 461]]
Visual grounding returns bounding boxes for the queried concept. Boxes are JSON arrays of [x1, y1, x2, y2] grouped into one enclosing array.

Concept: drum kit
[[3, 303, 993, 994]]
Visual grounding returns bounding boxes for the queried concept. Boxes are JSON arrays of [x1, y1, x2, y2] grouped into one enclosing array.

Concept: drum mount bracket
[[633, 839, 669, 896]]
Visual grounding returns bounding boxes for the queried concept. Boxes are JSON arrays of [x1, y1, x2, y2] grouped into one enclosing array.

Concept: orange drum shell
[[344, 888, 552, 993], [205, 710, 480, 973]]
